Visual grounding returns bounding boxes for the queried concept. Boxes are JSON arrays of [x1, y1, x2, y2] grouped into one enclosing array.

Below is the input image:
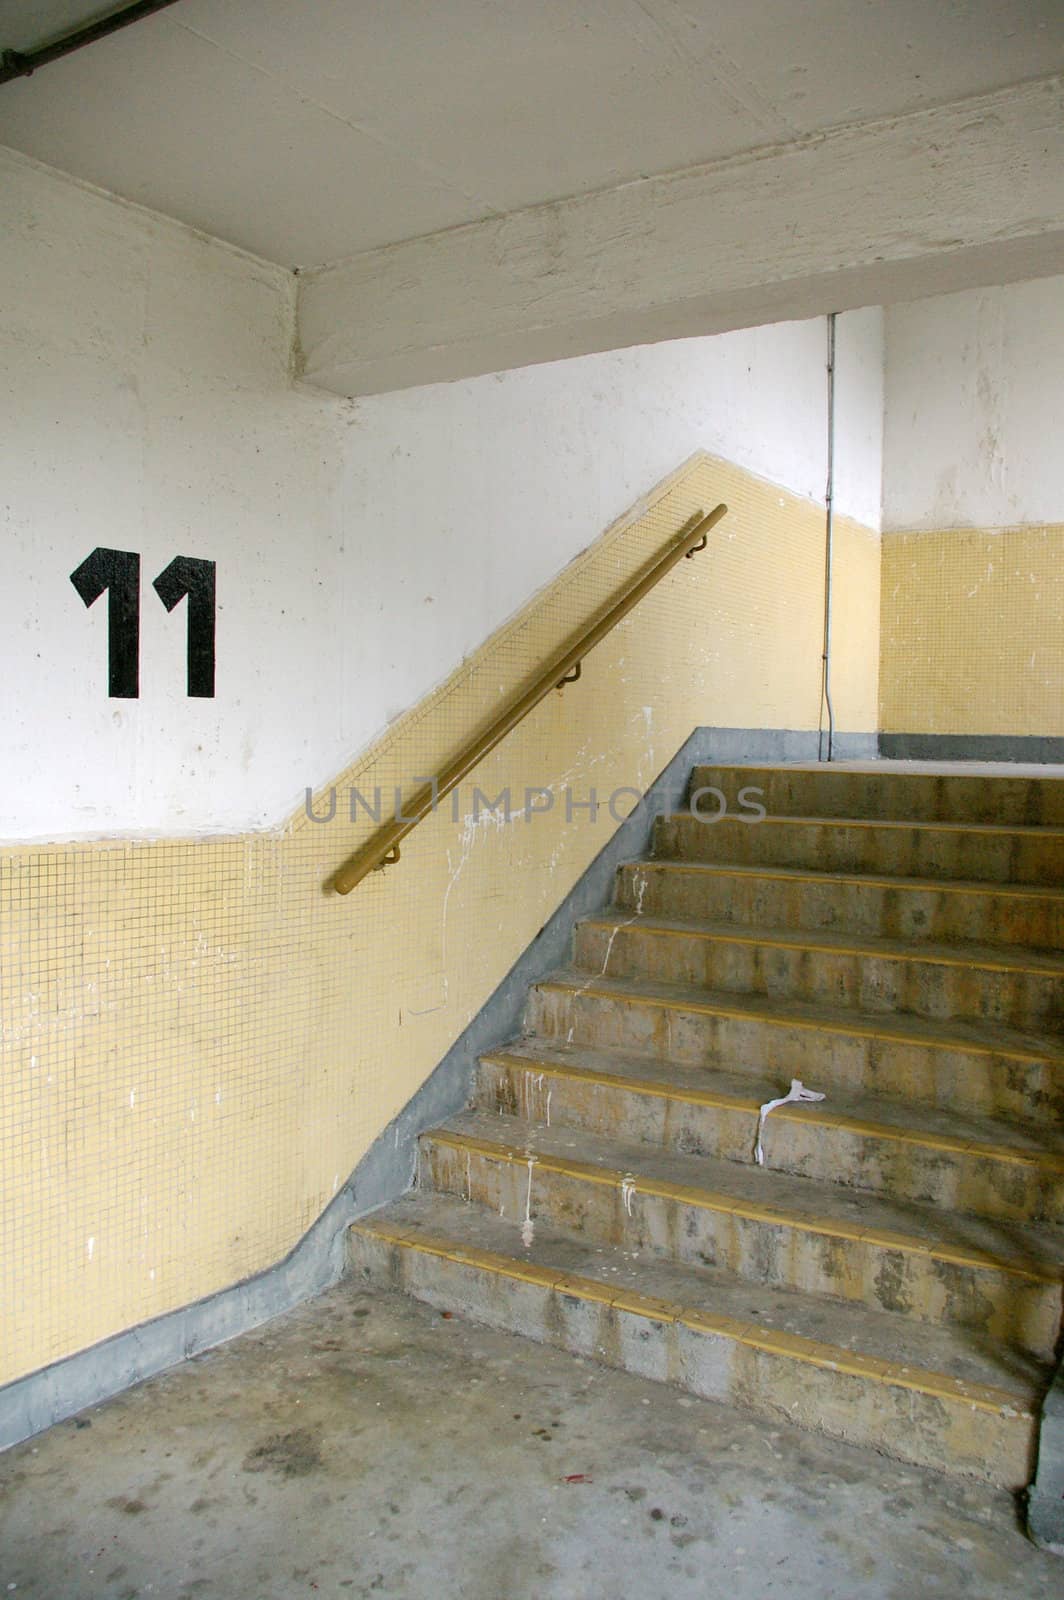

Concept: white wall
[[336, 306, 884, 773], [0, 150, 347, 844], [882, 275, 1064, 531], [0, 148, 883, 843]]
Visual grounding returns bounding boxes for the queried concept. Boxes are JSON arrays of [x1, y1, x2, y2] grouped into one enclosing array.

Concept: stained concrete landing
[[0, 1284, 1059, 1600]]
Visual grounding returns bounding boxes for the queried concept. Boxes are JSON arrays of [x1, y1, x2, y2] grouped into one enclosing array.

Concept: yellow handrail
[[333, 502, 728, 893]]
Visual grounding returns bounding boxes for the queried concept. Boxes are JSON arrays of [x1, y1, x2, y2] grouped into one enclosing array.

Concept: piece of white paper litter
[[754, 1079, 825, 1165]]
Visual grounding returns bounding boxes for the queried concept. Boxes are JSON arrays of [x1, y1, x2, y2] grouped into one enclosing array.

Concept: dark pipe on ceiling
[[1, 1, 184, 88]]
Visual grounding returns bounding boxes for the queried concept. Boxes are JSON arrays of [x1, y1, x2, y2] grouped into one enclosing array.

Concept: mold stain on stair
[[874, 1250, 915, 1316]]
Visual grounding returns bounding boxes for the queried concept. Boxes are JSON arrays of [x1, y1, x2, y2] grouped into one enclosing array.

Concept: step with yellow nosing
[[348, 1193, 1045, 1486]]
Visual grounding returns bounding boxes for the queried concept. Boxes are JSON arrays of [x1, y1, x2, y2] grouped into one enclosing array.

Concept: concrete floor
[[0, 1282, 1059, 1600]]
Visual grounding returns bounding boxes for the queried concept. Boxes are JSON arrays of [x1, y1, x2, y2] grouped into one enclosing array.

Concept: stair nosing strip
[[352, 1217, 1036, 1417], [663, 813, 1064, 840], [424, 1127, 1059, 1285], [578, 914, 1064, 977], [481, 1050, 1064, 1173], [626, 858, 1064, 903]]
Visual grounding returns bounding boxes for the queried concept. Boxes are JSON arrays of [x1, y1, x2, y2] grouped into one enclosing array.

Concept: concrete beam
[[297, 76, 1064, 397]]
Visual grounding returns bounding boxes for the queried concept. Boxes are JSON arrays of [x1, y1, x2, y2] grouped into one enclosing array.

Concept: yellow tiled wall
[[880, 524, 1064, 736], [0, 452, 879, 1389]]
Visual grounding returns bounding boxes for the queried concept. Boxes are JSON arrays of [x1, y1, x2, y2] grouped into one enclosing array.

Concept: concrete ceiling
[[1, 0, 1063, 269]]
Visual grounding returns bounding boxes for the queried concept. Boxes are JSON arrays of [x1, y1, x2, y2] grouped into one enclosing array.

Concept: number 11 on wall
[[70, 548, 217, 699]]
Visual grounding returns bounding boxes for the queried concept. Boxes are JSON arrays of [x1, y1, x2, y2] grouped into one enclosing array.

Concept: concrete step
[[572, 912, 1064, 1030], [418, 1111, 1062, 1358], [527, 970, 1064, 1126], [476, 1040, 1064, 1225], [653, 813, 1064, 886], [688, 764, 1064, 827], [614, 859, 1064, 951], [348, 1191, 1049, 1487]]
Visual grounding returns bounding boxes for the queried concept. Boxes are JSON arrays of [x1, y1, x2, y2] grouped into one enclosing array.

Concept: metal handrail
[[333, 501, 728, 893]]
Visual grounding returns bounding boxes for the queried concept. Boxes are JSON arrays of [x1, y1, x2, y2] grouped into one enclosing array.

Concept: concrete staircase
[[349, 763, 1064, 1487]]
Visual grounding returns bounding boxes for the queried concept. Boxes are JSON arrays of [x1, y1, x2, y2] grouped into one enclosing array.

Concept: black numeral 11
[[70, 548, 217, 699]]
